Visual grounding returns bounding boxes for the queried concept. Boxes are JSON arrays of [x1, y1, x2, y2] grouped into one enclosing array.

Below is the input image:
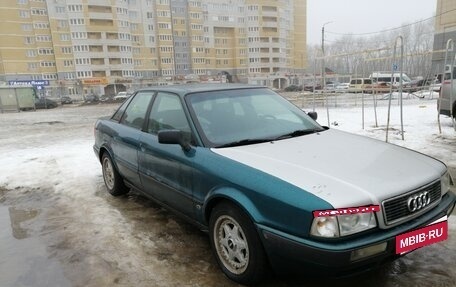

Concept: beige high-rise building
[[0, 0, 306, 97], [432, 0, 456, 74]]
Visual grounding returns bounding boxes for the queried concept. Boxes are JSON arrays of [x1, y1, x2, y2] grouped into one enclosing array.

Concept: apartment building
[[432, 0, 456, 75], [0, 0, 306, 97]]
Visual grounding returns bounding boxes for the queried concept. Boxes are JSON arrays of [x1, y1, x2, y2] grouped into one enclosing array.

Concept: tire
[[209, 202, 269, 285], [101, 153, 128, 196]]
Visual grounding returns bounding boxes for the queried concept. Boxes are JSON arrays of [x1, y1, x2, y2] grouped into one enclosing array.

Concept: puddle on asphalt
[[0, 206, 70, 287]]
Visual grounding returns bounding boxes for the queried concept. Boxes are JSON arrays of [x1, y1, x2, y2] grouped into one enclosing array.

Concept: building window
[[129, 11, 138, 18], [71, 32, 87, 39], [55, 6, 65, 13], [40, 61, 56, 67], [58, 20, 68, 28], [69, 18, 85, 25], [61, 47, 72, 53], [75, 58, 90, 65], [33, 22, 50, 29], [26, 50, 37, 57], [73, 45, 89, 52], [43, 74, 57, 80], [31, 8, 47, 15], [77, 71, 92, 78], [19, 10, 30, 18], [36, 35, 51, 42], [67, 4, 83, 12], [28, 63, 38, 70], [24, 36, 35, 44], [63, 60, 73, 67], [21, 24, 33, 31], [38, 48, 54, 55], [60, 34, 71, 41]]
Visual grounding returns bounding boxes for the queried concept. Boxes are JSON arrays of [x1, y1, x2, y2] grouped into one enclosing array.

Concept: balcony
[[91, 58, 105, 65], [87, 0, 111, 6], [89, 12, 114, 20]]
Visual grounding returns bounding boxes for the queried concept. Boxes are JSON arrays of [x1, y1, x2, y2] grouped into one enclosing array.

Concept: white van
[[349, 78, 372, 93], [370, 72, 412, 86]]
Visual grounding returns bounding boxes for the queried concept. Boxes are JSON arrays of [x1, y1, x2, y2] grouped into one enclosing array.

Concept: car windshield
[[186, 88, 324, 147]]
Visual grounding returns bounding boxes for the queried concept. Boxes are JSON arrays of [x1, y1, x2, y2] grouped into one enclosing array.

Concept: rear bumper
[[259, 191, 456, 276]]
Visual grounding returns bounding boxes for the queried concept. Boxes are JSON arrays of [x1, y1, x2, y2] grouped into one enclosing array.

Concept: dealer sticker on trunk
[[396, 216, 448, 255]]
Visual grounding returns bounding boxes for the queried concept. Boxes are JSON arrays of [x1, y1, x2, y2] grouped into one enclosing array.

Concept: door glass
[[120, 92, 153, 130], [147, 92, 191, 135]]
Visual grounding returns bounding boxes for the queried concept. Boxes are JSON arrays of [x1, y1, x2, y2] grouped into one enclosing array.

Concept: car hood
[[211, 129, 446, 209]]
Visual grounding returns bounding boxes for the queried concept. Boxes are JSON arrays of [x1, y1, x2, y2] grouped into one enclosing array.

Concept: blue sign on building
[[8, 80, 50, 87]]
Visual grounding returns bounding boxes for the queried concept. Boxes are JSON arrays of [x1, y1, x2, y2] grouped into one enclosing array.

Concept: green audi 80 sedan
[[93, 84, 455, 285]]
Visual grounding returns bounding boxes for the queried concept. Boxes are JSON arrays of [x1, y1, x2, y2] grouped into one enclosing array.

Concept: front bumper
[[259, 191, 456, 276]]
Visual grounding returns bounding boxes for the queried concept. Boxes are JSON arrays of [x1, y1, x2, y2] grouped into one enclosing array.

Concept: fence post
[[386, 36, 404, 142]]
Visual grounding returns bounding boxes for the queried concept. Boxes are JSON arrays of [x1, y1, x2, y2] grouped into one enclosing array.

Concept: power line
[[326, 8, 456, 36], [323, 29, 435, 46]]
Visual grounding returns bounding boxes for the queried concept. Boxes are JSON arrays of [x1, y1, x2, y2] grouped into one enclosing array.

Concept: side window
[[112, 96, 134, 122], [120, 92, 153, 130], [147, 92, 191, 135]]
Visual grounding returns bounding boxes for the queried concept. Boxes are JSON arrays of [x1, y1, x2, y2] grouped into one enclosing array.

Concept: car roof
[[134, 83, 265, 97]]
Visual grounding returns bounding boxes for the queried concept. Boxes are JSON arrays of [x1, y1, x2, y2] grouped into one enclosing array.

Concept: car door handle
[[139, 143, 146, 152]]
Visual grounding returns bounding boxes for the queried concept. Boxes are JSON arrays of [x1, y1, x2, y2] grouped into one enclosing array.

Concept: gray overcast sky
[[307, 0, 437, 45]]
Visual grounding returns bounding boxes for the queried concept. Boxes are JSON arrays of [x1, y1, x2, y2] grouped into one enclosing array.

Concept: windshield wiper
[[274, 128, 324, 141], [215, 138, 273, 148], [215, 129, 325, 148]]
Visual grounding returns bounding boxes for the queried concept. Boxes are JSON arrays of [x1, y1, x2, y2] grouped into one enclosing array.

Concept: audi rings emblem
[[407, 191, 431, 212]]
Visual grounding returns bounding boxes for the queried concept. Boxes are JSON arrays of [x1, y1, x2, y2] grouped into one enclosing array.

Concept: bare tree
[[308, 19, 435, 80]]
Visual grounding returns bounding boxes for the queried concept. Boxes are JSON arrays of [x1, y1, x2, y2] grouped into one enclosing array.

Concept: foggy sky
[[307, 0, 437, 45]]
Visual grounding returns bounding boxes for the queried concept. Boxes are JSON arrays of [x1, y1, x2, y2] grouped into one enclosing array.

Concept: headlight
[[441, 171, 452, 195], [311, 213, 377, 238], [310, 216, 339, 237]]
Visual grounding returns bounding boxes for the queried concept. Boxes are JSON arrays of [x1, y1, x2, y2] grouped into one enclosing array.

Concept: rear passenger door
[[111, 91, 154, 189], [138, 92, 195, 218]]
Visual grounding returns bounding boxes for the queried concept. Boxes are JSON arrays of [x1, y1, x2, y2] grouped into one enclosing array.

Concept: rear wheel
[[209, 202, 269, 285], [101, 153, 128, 196]]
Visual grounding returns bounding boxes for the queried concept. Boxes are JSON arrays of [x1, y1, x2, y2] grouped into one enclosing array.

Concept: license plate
[[396, 216, 448, 255]]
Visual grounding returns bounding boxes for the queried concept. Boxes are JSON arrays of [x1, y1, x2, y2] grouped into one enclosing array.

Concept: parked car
[[324, 83, 339, 92], [99, 95, 112, 102], [85, 94, 99, 103], [93, 84, 455, 285], [284, 85, 302, 92], [34, 97, 57, 109], [439, 65, 456, 118], [335, 82, 349, 91], [303, 83, 322, 91], [60, 96, 73, 104], [113, 91, 129, 101]]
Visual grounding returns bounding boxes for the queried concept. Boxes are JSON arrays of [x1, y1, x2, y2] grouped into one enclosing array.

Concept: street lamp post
[[321, 21, 333, 89]]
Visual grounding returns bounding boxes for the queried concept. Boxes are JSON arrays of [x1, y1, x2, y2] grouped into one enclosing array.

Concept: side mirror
[[158, 130, 191, 152], [308, 111, 318, 121]]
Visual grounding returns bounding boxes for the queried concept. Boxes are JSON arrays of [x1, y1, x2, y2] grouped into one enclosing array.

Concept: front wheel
[[101, 153, 128, 196], [209, 202, 269, 285]]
